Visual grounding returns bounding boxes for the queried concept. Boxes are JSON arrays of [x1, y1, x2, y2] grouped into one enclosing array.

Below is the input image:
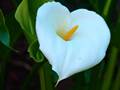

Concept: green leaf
[[15, 0, 49, 62], [15, 0, 35, 43], [0, 9, 10, 46], [15, 0, 48, 44], [28, 40, 44, 62]]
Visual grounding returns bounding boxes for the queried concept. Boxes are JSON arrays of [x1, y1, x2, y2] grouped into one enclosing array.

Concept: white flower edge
[[36, 1, 110, 83]]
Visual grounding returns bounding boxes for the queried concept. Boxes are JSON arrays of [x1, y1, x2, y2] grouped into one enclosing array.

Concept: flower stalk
[[39, 66, 46, 90], [39, 62, 53, 90], [102, 0, 113, 18]]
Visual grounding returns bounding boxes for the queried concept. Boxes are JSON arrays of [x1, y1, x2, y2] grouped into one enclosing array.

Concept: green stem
[[101, 47, 118, 90], [102, 0, 112, 18], [39, 62, 53, 90], [112, 68, 120, 90], [39, 66, 46, 90]]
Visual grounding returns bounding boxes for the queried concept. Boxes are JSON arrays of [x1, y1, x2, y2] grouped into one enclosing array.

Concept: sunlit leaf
[[15, 0, 35, 43], [15, 0, 48, 43], [15, 0, 49, 62]]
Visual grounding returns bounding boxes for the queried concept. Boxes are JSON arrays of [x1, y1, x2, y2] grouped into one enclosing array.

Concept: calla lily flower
[[36, 2, 110, 83]]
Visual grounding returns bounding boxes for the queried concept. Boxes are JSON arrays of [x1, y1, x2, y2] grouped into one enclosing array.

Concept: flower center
[[57, 25, 79, 41]]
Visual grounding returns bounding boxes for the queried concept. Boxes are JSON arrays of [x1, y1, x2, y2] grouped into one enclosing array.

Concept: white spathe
[[36, 2, 110, 83]]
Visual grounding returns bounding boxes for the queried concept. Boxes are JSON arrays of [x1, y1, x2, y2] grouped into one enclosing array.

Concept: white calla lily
[[36, 2, 110, 83]]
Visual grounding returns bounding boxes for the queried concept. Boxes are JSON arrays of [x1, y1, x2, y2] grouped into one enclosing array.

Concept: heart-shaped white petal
[[36, 2, 110, 83]]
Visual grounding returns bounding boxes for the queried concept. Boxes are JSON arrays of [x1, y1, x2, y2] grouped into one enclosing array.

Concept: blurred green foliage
[[0, 0, 120, 90]]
